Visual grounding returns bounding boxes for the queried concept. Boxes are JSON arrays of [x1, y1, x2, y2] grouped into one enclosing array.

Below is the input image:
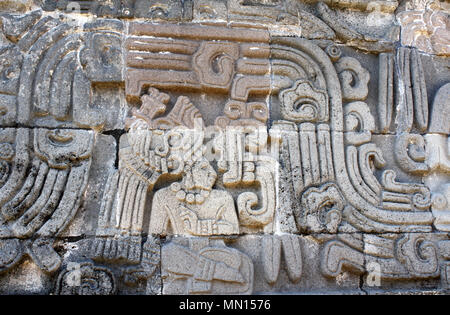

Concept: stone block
[[0, 0, 448, 296]]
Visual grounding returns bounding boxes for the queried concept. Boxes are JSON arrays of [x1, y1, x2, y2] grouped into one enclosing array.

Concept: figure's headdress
[[126, 87, 208, 170]]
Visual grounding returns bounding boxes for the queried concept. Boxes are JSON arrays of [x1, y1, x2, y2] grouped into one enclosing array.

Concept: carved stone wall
[[0, 0, 448, 295]]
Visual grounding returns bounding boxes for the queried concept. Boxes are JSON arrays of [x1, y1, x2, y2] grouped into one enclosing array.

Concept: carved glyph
[[161, 238, 253, 294], [397, 2, 450, 56], [0, 128, 94, 274], [0, 5, 449, 295], [55, 262, 116, 295], [0, 12, 125, 129], [335, 57, 370, 102], [279, 80, 329, 123], [299, 183, 344, 233], [321, 232, 440, 280]]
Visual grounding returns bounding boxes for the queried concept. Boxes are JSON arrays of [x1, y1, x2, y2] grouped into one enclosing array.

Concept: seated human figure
[[149, 157, 239, 236]]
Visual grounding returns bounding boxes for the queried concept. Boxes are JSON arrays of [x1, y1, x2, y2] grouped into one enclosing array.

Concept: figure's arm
[[180, 205, 239, 236], [214, 196, 240, 235], [149, 191, 170, 235], [179, 193, 239, 236]]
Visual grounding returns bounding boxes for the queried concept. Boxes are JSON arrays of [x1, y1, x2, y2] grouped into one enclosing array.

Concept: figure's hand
[[180, 207, 198, 234]]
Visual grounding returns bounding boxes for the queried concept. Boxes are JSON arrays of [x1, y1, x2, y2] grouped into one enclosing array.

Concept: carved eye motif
[[47, 130, 74, 147], [1, 64, 16, 81], [34, 128, 93, 169], [149, 5, 169, 18], [66, 2, 80, 13], [225, 102, 245, 119], [249, 103, 268, 121], [121, 7, 133, 16], [326, 44, 341, 61]]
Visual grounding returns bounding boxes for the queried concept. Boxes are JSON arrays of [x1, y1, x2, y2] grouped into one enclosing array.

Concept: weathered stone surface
[[0, 0, 449, 296], [193, 0, 228, 22], [160, 237, 253, 294], [40, 0, 194, 19], [0, 1, 32, 12], [59, 133, 116, 237], [397, 0, 450, 56], [0, 128, 94, 276], [0, 12, 126, 131]]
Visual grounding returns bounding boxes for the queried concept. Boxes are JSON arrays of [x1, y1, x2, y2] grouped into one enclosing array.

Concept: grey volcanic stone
[[0, 0, 448, 296]]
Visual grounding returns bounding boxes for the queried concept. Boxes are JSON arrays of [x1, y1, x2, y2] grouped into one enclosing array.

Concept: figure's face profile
[[183, 159, 217, 191]]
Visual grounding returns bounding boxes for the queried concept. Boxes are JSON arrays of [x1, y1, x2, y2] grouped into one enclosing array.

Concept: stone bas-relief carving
[[35, 1, 400, 49], [40, 0, 194, 20], [397, 0, 450, 56], [0, 11, 125, 130], [0, 128, 93, 275], [161, 237, 253, 294], [0, 2, 449, 295]]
